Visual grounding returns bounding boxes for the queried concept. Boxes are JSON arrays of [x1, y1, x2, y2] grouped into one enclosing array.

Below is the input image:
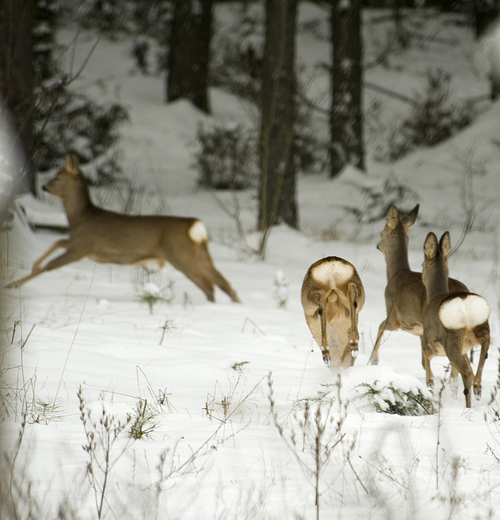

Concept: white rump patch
[[188, 220, 208, 243], [310, 259, 354, 287], [439, 294, 490, 330]]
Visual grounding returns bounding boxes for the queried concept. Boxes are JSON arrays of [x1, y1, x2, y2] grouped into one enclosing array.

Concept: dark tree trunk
[[259, 0, 298, 230], [473, 0, 500, 99], [329, 0, 365, 178], [167, 0, 213, 114], [474, 0, 500, 37], [0, 0, 35, 193]]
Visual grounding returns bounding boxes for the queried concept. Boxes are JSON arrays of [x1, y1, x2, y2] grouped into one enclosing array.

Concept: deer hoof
[[351, 348, 358, 359], [370, 358, 379, 366], [474, 385, 482, 401], [322, 353, 331, 367], [426, 379, 434, 390]]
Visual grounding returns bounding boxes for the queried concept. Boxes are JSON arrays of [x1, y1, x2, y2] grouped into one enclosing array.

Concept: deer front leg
[[6, 239, 71, 288], [421, 335, 435, 389]]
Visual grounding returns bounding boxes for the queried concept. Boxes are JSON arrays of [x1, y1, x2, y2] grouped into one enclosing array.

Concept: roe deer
[[421, 232, 490, 408], [7, 154, 241, 303], [369, 204, 468, 365], [301, 256, 365, 368]]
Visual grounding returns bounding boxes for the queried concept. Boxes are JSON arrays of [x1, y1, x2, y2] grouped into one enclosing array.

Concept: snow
[[1, 4, 500, 520], [440, 294, 491, 330]]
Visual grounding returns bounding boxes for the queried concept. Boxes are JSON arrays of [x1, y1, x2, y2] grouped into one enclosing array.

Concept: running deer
[[369, 204, 468, 365], [421, 232, 490, 408], [301, 256, 365, 368], [7, 154, 241, 303]]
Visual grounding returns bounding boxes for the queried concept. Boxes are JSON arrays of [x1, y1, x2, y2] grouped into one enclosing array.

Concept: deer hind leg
[[167, 255, 216, 302], [456, 357, 474, 408], [347, 282, 360, 360], [472, 322, 490, 401], [449, 365, 459, 398], [194, 244, 240, 303], [208, 267, 241, 303], [446, 333, 474, 408], [6, 239, 71, 288]]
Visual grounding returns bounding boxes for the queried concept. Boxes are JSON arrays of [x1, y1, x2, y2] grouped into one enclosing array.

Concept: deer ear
[[440, 231, 451, 258], [401, 204, 419, 230], [65, 154, 80, 176], [424, 232, 438, 259], [386, 205, 399, 230]]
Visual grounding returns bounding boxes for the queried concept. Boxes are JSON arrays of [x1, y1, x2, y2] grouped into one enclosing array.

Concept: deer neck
[[385, 239, 412, 280], [425, 262, 449, 304], [62, 179, 95, 226]]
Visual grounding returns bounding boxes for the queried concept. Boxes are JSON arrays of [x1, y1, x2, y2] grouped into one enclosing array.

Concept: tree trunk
[[167, 0, 213, 114], [329, 0, 365, 178], [259, 0, 298, 231], [0, 0, 35, 193], [474, 0, 500, 37]]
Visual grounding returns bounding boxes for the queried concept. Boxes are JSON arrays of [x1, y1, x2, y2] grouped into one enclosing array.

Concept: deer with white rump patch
[[301, 256, 365, 368], [369, 204, 468, 365], [7, 154, 241, 303], [421, 232, 490, 408]]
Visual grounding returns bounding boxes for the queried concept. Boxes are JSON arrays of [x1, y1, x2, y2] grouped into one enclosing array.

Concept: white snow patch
[[13, 193, 68, 228], [439, 294, 490, 330], [310, 258, 354, 287], [188, 219, 208, 243], [143, 282, 160, 296]]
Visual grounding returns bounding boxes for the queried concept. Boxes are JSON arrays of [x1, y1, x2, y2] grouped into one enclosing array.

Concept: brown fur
[[370, 205, 468, 365], [301, 256, 365, 368], [7, 154, 240, 303], [421, 232, 490, 408]]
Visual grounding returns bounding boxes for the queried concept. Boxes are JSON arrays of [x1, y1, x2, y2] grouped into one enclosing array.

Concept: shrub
[[128, 398, 159, 440], [355, 380, 436, 416], [33, 0, 129, 185], [194, 122, 258, 190], [403, 68, 474, 147], [377, 68, 476, 161]]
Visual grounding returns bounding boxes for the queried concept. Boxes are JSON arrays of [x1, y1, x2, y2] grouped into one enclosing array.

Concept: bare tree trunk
[[0, 0, 35, 193], [259, 0, 298, 233], [329, 0, 365, 178], [167, 0, 213, 114], [474, 0, 500, 37]]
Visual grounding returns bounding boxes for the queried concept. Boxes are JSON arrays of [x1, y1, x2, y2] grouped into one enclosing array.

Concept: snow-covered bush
[[194, 122, 258, 190], [347, 172, 418, 223], [274, 269, 289, 309], [137, 282, 175, 314], [355, 380, 436, 416], [34, 0, 129, 184], [377, 68, 476, 161]]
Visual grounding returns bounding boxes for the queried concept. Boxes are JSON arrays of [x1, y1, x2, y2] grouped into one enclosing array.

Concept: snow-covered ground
[[1, 4, 500, 519]]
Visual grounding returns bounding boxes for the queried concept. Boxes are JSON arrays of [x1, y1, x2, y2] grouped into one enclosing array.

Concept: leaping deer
[[369, 205, 468, 365], [301, 256, 365, 368], [7, 154, 241, 303], [421, 232, 490, 408]]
